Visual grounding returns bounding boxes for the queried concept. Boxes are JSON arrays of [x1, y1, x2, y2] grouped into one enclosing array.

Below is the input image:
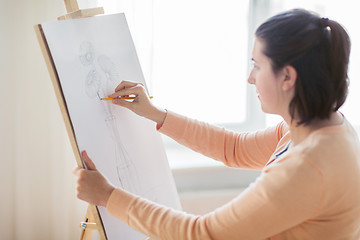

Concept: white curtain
[[0, 0, 153, 239]]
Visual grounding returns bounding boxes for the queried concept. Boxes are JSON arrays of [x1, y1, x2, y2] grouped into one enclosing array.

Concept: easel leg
[[80, 206, 97, 240]]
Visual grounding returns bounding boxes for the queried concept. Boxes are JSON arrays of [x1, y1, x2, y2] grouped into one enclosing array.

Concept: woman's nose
[[248, 70, 255, 84]]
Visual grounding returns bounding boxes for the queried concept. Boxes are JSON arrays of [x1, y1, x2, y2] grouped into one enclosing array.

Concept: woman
[[73, 9, 360, 239]]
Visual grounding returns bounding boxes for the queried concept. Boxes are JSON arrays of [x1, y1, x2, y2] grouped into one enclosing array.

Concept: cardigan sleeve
[[158, 111, 288, 169]]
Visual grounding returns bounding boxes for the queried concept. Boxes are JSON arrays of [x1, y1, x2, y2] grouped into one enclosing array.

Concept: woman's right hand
[[109, 81, 167, 126]]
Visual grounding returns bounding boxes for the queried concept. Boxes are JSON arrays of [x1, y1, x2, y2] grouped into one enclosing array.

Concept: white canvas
[[41, 13, 181, 240]]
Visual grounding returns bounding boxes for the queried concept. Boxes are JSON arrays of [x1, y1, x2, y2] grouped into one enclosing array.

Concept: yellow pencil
[[100, 96, 153, 101]]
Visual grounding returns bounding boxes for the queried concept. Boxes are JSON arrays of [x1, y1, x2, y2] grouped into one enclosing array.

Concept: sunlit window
[[151, 0, 255, 168], [151, 0, 249, 124]]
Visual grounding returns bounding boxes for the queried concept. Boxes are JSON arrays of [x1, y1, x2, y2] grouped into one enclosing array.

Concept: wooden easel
[[34, 0, 107, 239]]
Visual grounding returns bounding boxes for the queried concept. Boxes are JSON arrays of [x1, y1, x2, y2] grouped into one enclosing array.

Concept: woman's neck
[[284, 112, 344, 146]]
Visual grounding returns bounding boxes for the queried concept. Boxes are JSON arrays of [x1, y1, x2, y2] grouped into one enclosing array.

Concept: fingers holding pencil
[[109, 80, 167, 126], [114, 80, 141, 92], [109, 81, 153, 116], [109, 81, 148, 101]]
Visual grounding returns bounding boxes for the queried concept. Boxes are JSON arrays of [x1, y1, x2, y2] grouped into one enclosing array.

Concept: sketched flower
[[97, 55, 120, 81]]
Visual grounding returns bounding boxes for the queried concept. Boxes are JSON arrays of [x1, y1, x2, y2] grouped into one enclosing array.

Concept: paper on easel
[[41, 13, 181, 240]]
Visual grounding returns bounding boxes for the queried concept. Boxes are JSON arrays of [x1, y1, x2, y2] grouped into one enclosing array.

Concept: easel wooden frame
[[34, 0, 106, 239]]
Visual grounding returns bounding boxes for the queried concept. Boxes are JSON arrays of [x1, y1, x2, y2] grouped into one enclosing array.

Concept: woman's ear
[[281, 65, 297, 91]]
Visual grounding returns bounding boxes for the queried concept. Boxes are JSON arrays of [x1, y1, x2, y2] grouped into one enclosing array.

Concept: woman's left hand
[[73, 151, 115, 207]]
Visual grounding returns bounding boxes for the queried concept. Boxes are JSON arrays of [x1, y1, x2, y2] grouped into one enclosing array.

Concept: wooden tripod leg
[[80, 206, 98, 240]]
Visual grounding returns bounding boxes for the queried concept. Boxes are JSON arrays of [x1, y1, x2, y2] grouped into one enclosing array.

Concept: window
[[151, 0, 249, 124], [150, 0, 271, 169]]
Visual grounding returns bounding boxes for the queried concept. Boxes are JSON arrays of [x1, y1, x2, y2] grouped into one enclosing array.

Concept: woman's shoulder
[[275, 117, 359, 179], [303, 118, 359, 156], [288, 118, 360, 185]]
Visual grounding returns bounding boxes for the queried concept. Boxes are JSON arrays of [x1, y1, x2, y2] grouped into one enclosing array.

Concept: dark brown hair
[[255, 9, 351, 125]]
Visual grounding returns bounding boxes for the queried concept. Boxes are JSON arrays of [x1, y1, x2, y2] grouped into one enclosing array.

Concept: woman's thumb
[[82, 150, 97, 170]]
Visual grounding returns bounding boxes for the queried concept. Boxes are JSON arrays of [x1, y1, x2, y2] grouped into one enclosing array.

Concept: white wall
[[0, 1, 88, 239], [0, 1, 16, 238]]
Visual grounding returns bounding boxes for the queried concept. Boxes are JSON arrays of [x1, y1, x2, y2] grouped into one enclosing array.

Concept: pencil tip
[[97, 92, 101, 100]]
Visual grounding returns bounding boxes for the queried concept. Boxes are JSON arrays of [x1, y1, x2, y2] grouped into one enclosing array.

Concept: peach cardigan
[[107, 111, 360, 239]]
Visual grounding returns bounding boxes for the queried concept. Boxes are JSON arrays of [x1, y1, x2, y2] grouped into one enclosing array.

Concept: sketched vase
[[105, 115, 140, 194]]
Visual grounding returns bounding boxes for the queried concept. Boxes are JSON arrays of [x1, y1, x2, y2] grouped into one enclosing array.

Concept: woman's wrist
[[103, 185, 116, 207], [150, 107, 167, 126]]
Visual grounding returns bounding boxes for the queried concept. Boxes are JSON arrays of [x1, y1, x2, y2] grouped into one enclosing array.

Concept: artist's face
[[248, 39, 286, 115]]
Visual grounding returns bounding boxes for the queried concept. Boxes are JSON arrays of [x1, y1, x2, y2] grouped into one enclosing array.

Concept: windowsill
[[167, 147, 224, 170], [166, 146, 261, 193]]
